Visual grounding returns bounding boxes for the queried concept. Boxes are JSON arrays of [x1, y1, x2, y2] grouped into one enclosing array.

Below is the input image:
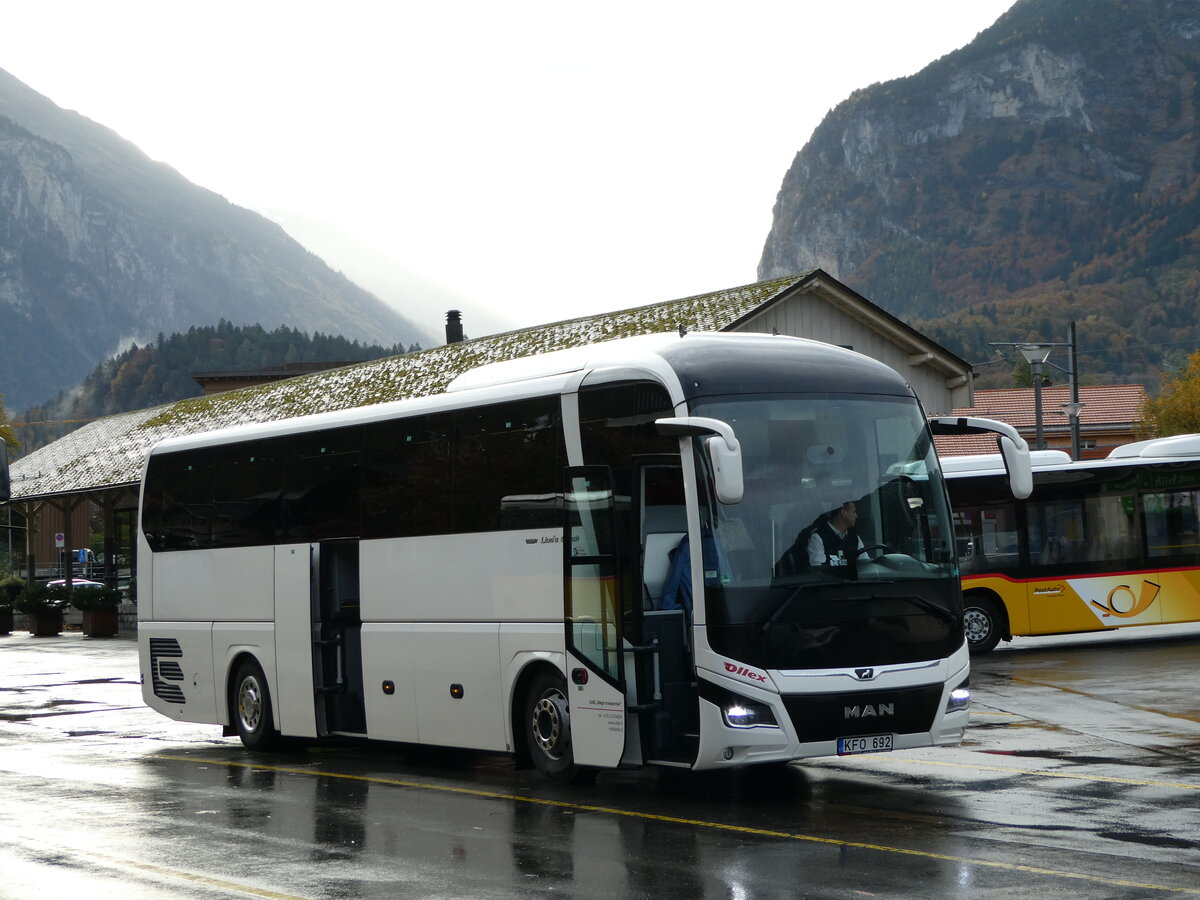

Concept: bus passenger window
[[954, 502, 1018, 571], [1144, 490, 1200, 561]]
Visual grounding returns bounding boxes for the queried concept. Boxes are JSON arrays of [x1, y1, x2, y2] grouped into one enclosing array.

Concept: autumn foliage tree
[[0, 394, 17, 456], [1139, 350, 1200, 437]]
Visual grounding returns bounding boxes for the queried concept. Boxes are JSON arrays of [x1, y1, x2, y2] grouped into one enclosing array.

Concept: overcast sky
[[3, 1, 1015, 342]]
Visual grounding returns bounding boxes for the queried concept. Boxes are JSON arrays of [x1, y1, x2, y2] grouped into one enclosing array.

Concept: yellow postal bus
[[945, 434, 1200, 653]]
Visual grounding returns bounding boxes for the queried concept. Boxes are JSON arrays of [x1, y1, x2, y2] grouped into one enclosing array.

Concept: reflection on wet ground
[[0, 628, 1197, 898]]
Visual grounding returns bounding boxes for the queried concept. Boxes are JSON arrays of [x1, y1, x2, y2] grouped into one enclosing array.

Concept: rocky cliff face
[[759, 0, 1200, 385], [0, 69, 432, 410]]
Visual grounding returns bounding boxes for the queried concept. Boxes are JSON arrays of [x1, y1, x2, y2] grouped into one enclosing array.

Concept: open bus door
[[632, 458, 699, 765], [562, 467, 627, 767]]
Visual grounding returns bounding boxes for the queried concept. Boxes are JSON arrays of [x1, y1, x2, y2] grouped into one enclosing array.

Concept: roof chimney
[[445, 309, 464, 344]]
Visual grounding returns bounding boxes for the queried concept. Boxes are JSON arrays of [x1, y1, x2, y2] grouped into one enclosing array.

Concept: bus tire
[[963, 595, 1004, 655], [231, 659, 279, 751], [524, 669, 588, 783]]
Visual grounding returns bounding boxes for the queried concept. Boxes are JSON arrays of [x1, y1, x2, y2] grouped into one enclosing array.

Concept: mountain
[[0, 68, 435, 411], [759, 0, 1200, 389], [13, 321, 419, 454]]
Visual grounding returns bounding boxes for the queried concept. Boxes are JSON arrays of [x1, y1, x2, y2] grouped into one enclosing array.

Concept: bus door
[[312, 540, 366, 734], [563, 467, 627, 767], [634, 460, 698, 764]]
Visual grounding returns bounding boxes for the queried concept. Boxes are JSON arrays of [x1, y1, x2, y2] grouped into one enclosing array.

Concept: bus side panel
[[962, 575, 1031, 636], [409, 623, 505, 751], [1156, 570, 1200, 623], [274, 544, 317, 739], [151, 546, 275, 622], [500, 624, 566, 751], [136, 532, 155, 621], [212, 622, 277, 727], [361, 624, 419, 744], [359, 532, 561, 622], [138, 621, 218, 725], [1048, 573, 1164, 631]]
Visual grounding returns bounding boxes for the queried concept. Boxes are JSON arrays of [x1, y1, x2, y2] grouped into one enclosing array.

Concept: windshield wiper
[[761, 575, 854, 633], [762, 586, 956, 631], [895, 594, 956, 623]]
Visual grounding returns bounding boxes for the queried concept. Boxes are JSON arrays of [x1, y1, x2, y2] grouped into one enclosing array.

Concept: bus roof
[[149, 332, 915, 457], [940, 450, 1071, 475], [942, 433, 1200, 478], [1105, 433, 1200, 459]]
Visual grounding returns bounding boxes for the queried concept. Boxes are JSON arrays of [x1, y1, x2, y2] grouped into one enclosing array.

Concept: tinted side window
[[578, 382, 677, 469], [948, 475, 1023, 574], [286, 427, 364, 541], [1026, 478, 1140, 574], [143, 450, 214, 551], [454, 398, 562, 533], [362, 412, 453, 539], [1143, 488, 1200, 564], [211, 438, 285, 547]]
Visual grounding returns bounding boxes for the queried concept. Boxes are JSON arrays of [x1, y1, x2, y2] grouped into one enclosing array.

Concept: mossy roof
[[8, 274, 808, 500]]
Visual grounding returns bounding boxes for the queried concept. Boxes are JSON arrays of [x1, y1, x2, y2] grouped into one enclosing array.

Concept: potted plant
[[15, 583, 69, 636], [0, 575, 21, 635], [69, 584, 122, 637]]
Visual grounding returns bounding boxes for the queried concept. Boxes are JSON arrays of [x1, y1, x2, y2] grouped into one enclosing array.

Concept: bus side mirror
[[997, 434, 1032, 500], [656, 416, 744, 505], [928, 416, 1032, 500]]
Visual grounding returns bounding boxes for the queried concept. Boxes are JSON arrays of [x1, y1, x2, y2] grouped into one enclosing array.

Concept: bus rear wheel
[[963, 596, 1004, 655], [231, 659, 279, 751], [524, 670, 588, 783]]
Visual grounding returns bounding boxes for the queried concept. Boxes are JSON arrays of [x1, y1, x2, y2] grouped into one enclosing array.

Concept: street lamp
[[1060, 401, 1084, 460], [1019, 344, 1053, 451]]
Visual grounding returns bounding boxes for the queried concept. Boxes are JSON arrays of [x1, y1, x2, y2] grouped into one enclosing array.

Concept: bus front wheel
[[963, 596, 1004, 655], [231, 659, 279, 751], [524, 670, 586, 782]]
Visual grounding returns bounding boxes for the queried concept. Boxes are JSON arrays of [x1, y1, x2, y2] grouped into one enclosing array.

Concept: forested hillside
[[759, 0, 1200, 389], [12, 322, 418, 453], [0, 68, 433, 411]]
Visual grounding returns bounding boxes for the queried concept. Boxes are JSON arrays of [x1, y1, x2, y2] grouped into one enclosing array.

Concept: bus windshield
[[688, 393, 960, 669]]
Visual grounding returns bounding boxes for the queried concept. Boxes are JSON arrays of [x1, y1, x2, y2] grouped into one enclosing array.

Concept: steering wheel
[[858, 544, 892, 557]]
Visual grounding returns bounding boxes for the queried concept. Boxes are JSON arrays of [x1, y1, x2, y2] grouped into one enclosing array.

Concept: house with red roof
[[937, 384, 1147, 458]]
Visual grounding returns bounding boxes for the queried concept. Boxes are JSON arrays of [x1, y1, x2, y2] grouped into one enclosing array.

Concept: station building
[[1, 269, 975, 624]]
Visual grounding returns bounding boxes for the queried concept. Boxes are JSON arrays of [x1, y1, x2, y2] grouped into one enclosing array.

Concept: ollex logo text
[[724, 662, 768, 683]]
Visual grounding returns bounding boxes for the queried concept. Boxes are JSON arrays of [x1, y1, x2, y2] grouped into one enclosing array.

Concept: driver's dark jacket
[[811, 520, 859, 569]]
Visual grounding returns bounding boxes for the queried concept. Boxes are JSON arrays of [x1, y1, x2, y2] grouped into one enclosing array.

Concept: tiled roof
[[948, 384, 1146, 427], [934, 384, 1147, 457], [8, 275, 808, 499]]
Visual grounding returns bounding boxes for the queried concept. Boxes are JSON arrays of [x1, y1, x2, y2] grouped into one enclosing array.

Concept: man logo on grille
[[844, 703, 894, 718], [854, 668, 876, 680]]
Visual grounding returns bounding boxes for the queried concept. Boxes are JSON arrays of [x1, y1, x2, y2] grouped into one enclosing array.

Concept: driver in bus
[[806, 501, 866, 570], [775, 500, 869, 578]]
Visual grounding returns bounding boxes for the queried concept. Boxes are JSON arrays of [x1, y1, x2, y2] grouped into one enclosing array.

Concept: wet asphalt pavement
[[0, 625, 1197, 899]]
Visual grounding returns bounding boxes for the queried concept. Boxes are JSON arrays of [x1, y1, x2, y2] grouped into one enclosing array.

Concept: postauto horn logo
[[1090, 580, 1160, 619]]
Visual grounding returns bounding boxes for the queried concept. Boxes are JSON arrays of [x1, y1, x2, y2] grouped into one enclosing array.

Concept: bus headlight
[[700, 680, 780, 729], [723, 702, 778, 729], [945, 679, 970, 714]]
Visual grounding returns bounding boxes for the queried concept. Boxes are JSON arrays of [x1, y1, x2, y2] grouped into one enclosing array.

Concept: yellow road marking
[[67, 847, 313, 900], [968, 709, 1020, 717], [155, 754, 1200, 895]]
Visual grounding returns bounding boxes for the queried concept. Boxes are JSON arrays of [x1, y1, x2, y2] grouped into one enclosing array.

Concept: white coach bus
[[137, 332, 1028, 780]]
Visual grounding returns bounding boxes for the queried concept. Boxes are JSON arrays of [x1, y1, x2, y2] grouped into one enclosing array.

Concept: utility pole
[[1063, 321, 1082, 460], [1019, 344, 1053, 450], [990, 324, 1082, 458]]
